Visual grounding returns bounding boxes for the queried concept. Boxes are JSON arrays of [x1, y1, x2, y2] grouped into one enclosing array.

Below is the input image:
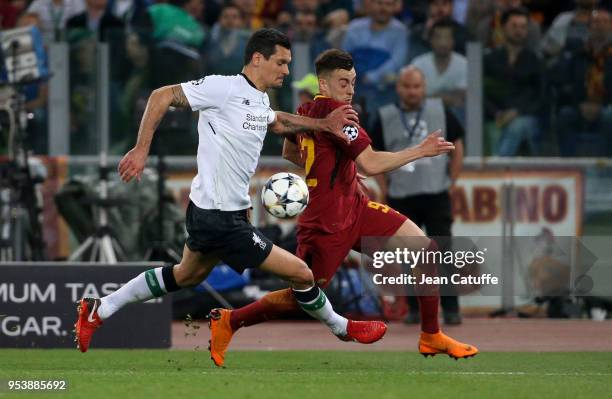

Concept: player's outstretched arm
[[282, 138, 305, 168], [118, 85, 189, 182], [269, 105, 359, 143], [355, 130, 454, 177]]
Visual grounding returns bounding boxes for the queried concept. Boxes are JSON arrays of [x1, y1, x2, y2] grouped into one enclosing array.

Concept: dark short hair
[[170, 0, 192, 8], [220, 3, 240, 13], [314, 49, 354, 76], [243, 28, 291, 65], [501, 7, 529, 25], [429, 17, 455, 38]]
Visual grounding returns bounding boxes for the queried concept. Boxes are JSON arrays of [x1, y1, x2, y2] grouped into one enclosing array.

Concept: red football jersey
[[296, 96, 372, 233]]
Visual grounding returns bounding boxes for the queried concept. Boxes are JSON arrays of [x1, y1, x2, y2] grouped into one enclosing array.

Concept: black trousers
[[388, 191, 459, 313]]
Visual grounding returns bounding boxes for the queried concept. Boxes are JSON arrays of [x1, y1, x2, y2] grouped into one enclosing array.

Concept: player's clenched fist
[[418, 130, 455, 157], [118, 147, 148, 182]]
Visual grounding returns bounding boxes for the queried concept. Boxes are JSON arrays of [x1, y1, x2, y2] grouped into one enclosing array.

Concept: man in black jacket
[[483, 7, 543, 156], [552, 9, 612, 156]]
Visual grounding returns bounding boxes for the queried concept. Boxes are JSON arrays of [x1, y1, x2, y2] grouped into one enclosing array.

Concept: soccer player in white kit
[[74, 29, 387, 366]]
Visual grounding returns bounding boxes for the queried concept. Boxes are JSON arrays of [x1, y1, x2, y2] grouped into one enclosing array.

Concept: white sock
[[98, 268, 169, 320], [293, 286, 348, 336]]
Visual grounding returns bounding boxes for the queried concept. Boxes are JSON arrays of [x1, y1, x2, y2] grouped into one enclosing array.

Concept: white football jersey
[[181, 74, 276, 211]]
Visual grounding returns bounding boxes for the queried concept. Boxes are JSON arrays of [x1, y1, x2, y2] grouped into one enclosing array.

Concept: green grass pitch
[[1, 350, 611, 398]]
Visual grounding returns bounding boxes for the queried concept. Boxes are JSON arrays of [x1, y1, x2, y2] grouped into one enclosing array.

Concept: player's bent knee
[[174, 263, 208, 287], [290, 263, 314, 287]]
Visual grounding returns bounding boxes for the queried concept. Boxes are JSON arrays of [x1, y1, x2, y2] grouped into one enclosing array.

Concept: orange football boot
[[208, 308, 235, 367], [419, 331, 478, 359]]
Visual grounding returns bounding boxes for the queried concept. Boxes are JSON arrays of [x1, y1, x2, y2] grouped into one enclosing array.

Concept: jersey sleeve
[[266, 108, 277, 124], [180, 75, 229, 111], [334, 125, 372, 160], [323, 100, 371, 160]]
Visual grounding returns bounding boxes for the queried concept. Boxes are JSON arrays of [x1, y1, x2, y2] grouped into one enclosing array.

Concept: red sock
[[229, 288, 301, 331], [415, 240, 440, 334]]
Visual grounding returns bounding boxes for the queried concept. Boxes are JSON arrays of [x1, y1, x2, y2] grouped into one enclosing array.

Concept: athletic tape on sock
[[145, 269, 165, 297], [161, 265, 180, 292], [292, 286, 320, 303], [297, 290, 327, 311]]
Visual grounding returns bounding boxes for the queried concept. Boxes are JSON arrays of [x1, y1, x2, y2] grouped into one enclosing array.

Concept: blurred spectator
[[1, 0, 23, 29], [111, 0, 152, 29], [292, 72, 319, 105], [258, 0, 288, 29], [321, 8, 350, 48], [399, 0, 427, 25], [342, 0, 407, 127], [483, 7, 543, 156], [25, 0, 85, 42], [66, 0, 124, 42], [147, 0, 205, 49], [411, 18, 467, 125], [119, 32, 150, 149], [145, 0, 203, 154], [371, 66, 465, 325], [13, 13, 49, 154], [520, 0, 576, 28], [468, 0, 542, 52], [541, 0, 598, 59], [317, 0, 353, 19], [409, 0, 469, 61], [69, 37, 97, 154], [291, 0, 318, 13], [233, 0, 259, 29], [453, 0, 470, 24], [552, 9, 612, 156], [290, 10, 331, 64], [206, 4, 251, 75]]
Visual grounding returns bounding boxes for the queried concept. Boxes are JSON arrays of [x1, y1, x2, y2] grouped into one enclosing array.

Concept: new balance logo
[[242, 99, 250, 105], [252, 232, 267, 250]]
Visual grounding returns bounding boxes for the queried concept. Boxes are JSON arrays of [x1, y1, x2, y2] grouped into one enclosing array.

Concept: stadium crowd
[[1, 0, 612, 156]]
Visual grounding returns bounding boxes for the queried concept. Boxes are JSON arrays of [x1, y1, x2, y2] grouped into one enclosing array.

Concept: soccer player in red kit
[[209, 49, 479, 365]]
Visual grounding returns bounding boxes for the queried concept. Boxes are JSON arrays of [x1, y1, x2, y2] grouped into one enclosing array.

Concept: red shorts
[[296, 200, 407, 287]]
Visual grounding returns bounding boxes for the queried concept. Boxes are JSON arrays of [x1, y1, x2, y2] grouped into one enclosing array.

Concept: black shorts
[[184, 201, 274, 273]]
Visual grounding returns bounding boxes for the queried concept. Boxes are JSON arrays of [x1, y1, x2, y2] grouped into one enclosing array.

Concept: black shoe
[[404, 312, 420, 325], [443, 312, 463, 325]]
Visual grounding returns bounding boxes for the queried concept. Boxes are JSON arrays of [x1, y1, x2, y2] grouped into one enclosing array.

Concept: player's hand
[[118, 146, 148, 182], [322, 104, 360, 144], [418, 130, 455, 157]]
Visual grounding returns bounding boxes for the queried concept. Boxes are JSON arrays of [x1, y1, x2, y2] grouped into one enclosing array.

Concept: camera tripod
[[68, 152, 126, 263]]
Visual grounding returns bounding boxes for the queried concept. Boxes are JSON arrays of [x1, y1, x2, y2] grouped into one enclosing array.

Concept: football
[[261, 172, 309, 218]]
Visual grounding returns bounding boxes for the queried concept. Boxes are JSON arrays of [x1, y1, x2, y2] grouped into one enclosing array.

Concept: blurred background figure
[[290, 10, 331, 64], [342, 0, 407, 129], [483, 7, 543, 156], [24, 0, 85, 42], [542, 0, 599, 59], [371, 66, 465, 325], [292, 73, 319, 105], [467, 0, 542, 53], [409, 0, 468, 61], [206, 3, 251, 75], [66, 0, 124, 42], [411, 17, 467, 126], [551, 9, 612, 156]]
